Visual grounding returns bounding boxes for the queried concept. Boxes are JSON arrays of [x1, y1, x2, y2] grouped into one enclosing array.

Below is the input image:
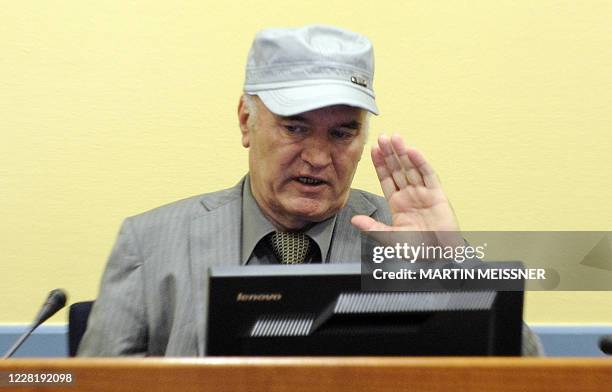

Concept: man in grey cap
[[79, 25, 541, 356], [239, 25, 461, 240]]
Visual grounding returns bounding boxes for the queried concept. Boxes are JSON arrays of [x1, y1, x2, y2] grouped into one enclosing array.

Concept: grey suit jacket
[[78, 178, 542, 356], [79, 179, 391, 356]]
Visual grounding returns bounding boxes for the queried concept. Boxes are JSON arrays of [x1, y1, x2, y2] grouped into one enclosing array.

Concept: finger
[[351, 215, 393, 232], [371, 145, 397, 200], [390, 134, 424, 186], [406, 147, 441, 189], [378, 135, 409, 189]]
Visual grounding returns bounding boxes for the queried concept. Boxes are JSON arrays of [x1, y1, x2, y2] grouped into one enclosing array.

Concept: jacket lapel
[[189, 180, 243, 355]]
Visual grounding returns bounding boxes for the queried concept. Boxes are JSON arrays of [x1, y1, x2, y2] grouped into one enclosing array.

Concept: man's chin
[[283, 200, 337, 224]]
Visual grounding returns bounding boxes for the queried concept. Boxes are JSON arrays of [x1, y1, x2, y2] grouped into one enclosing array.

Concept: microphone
[[2, 289, 67, 359], [600, 335, 612, 355]]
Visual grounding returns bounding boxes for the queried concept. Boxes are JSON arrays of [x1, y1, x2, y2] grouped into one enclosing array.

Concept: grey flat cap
[[243, 25, 379, 116]]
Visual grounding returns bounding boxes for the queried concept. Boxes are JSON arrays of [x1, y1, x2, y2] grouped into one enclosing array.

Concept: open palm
[[351, 134, 462, 246]]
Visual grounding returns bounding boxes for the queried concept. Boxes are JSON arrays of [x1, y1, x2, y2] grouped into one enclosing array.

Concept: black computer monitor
[[206, 263, 523, 356]]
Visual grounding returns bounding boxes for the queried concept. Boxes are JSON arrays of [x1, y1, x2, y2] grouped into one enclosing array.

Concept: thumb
[[351, 215, 392, 232]]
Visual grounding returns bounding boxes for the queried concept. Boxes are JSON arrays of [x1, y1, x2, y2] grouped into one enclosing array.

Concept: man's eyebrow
[[337, 120, 361, 130], [277, 116, 362, 129], [279, 115, 309, 122]]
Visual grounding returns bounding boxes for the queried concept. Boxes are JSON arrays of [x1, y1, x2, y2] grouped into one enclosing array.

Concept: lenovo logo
[[236, 292, 283, 302]]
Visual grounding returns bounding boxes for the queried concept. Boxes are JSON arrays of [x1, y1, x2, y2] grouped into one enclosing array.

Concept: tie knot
[[269, 232, 312, 264]]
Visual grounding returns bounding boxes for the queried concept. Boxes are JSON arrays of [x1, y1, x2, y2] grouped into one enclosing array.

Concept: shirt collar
[[241, 174, 337, 264]]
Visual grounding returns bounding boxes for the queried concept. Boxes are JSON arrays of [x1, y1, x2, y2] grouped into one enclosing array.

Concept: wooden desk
[[1, 357, 611, 391]]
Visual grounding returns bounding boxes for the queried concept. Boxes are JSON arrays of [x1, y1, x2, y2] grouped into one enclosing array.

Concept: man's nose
[[301, 137, 332, 168]]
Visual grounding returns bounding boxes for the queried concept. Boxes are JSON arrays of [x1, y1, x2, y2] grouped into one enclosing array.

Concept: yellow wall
[[1, 1, 611, 324]]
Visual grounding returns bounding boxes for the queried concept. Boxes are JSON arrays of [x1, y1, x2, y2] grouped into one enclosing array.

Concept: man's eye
[[330, 129, 355, 140], [284, 125, 307, 134]]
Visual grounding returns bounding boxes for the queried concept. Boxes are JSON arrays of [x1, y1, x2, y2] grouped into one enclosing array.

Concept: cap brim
[[250, 84, 379, 116]]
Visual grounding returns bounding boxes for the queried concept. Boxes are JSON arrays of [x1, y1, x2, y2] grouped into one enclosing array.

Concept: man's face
[[239, 96, 367, 231]]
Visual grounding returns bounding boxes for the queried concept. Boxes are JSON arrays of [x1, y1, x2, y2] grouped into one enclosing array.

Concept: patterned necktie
[[269, 232, 312, 264]]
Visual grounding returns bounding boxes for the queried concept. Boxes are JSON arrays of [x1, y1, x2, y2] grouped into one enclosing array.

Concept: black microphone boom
[[2, 289, 67, 359]]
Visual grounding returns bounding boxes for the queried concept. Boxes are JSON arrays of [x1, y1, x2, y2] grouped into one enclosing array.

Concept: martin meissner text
[[372, 268, 546, 280]]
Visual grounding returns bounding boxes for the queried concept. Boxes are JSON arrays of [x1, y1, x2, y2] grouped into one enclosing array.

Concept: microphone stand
[[2, 327, 37, 359], [2, 289, 67, 359]]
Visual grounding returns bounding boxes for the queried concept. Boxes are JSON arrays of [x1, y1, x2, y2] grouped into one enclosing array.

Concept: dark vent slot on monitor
[[250, 314, 315, 337]]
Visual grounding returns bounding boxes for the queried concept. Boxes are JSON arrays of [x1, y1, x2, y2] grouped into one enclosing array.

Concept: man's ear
[[238, 96, 250, 148]]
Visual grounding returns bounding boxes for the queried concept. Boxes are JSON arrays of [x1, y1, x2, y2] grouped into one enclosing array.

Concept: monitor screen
[[206, 263, 523, 356]]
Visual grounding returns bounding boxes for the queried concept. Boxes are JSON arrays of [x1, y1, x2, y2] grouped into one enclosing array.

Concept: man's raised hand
[[351, 134, 462, 247]]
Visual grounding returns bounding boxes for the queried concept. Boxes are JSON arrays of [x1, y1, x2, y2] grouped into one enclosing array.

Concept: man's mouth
[[296, 176, 325, 186]]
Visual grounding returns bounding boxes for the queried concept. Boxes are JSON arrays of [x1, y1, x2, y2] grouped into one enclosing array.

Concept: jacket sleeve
[[77, 218, 148, 356]]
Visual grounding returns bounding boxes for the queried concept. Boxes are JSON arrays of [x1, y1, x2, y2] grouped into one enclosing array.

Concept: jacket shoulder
[[125, 182, 242, 231]]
